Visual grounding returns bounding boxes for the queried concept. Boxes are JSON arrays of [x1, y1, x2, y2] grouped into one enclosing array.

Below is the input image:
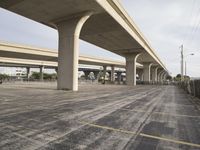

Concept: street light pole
[[180, 45, 184, 81], [185, 61, 187, 76]]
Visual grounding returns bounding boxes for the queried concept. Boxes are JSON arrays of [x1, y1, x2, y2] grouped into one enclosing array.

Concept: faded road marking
[[79, 120, 200, 148]]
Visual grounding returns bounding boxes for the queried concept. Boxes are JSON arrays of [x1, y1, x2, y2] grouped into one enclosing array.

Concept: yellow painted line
[[80, 120, 137, 135], [79, 120, 200, 148], [139, 133, 200, 148], [120, 108, 200, 118]]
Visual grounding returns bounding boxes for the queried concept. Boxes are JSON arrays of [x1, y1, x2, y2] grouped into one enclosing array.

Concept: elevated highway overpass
[[0, 0, 169, 90], [0, 41, 142, 73], [0, 41, 142, 68], [0, 41, 140, 82], [0, 42, 167, 82]]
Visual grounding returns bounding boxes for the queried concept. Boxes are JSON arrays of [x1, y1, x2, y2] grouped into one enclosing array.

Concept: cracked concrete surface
[[0, 82, 200, 150]]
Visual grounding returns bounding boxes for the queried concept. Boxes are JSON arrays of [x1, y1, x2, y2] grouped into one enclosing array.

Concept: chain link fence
[[178, 80, 200, 99]]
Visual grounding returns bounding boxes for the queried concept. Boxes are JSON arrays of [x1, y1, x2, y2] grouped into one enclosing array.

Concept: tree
[[174, 74, 190, 81], [166, 75, 172, 80], [30, 72, 57, 80], [176, 74, 181, 78], [0, 73, 10, 80], [30, 72, 40, 79], [174, 74, 181, 81], [184, 75, 190, 81], [43, 73, 57, 80]]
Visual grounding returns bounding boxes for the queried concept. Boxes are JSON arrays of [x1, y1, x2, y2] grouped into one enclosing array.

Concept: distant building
[[15, 68, 26, 79]]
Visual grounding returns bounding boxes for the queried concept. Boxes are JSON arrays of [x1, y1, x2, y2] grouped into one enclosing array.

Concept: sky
[[0, 0, 200, 77]]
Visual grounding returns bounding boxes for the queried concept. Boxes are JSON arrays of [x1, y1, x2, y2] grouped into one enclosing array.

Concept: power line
[[185, 1, 200, 46], [183, 0, 196, 44], [189, 19, 200, 47]]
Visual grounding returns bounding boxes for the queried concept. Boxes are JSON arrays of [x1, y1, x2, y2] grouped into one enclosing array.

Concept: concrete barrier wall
[[179, 80, 200, 99]]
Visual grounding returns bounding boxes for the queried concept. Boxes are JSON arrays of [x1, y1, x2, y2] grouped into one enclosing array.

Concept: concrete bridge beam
[[55, 12, 92, 91], [125, 53, 140, 86]]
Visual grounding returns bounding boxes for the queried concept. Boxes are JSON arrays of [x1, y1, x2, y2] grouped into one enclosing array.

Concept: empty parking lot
[[0, 82, 200, 150]]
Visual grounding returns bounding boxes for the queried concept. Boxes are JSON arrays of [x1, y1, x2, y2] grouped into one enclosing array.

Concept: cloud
[[122, 0, 200, 77], [0, 1, 200, 77]]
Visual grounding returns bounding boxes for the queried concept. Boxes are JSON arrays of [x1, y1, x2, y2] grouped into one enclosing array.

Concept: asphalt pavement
[[0, 82, 200, 150]]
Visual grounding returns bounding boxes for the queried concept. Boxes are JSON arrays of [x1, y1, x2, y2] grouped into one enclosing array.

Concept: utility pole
[[180, 45, 184, 81], [185, 61, 187, 76]]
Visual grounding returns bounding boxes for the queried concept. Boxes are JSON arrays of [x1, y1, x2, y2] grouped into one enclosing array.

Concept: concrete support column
[[111, 66, 115, 82], [55, 12, 92, 91], [125, 53, 140, 86], [140, 73, 144, 81], [157, 69, 163, 82], [161, 72, 166, 81], [103, 66, 107, 80], [93, 71, 99, 80], [55, 68, 58, 74], [158, 70, 164, 82], [151, 66, 159, 82], [84, 71, 90, 80], [143, 62, 152, 83], [117, 72, 122, 84], [164, 73, 167, 81], [137, 69, 144, 81], [39, 66, 44, 81], [26, 67, 30, 81]]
